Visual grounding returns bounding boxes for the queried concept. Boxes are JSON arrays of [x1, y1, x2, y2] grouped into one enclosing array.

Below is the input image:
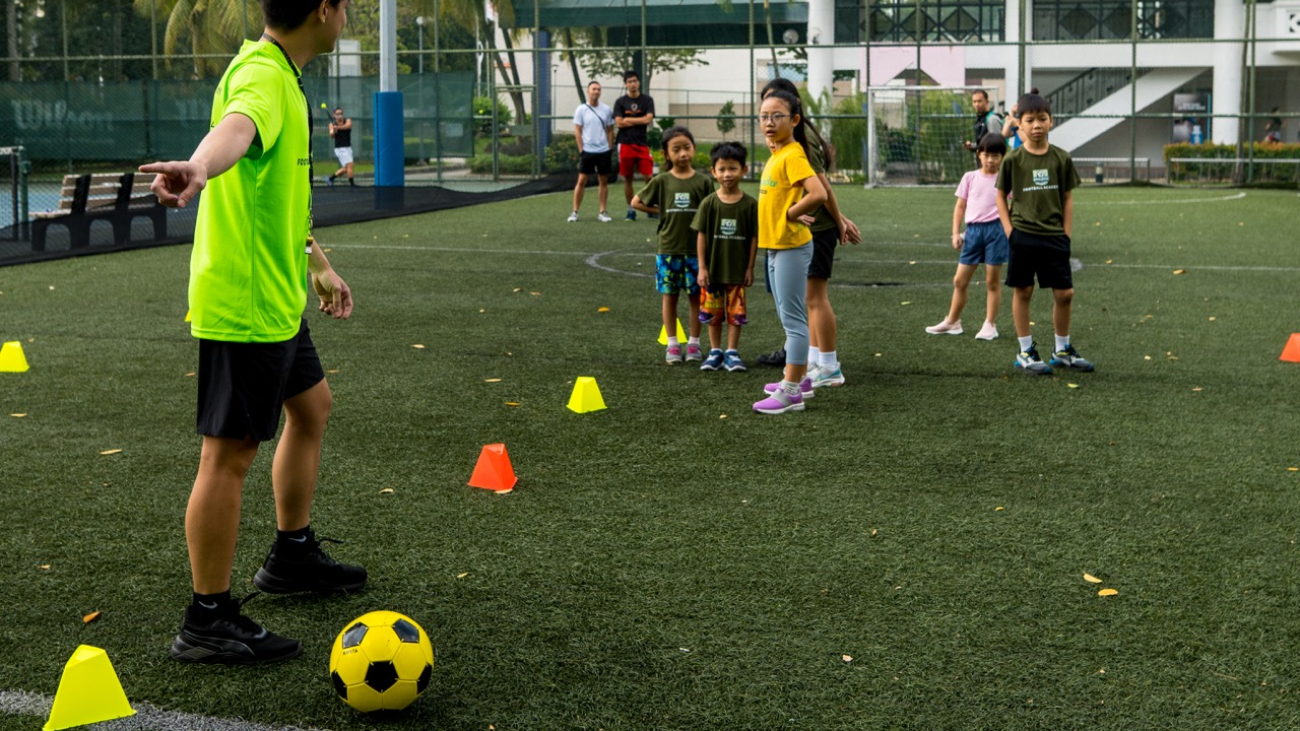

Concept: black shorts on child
[[1004, 228, 1073, 290], [196, 318, 325, 442]]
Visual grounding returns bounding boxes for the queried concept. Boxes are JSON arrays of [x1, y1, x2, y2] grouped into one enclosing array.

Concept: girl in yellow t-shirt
[[752, 90, 827, 415]]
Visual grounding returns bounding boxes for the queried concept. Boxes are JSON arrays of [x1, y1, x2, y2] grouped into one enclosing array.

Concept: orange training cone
[[1281, 334, 1300, 363], [468, 443, 517, 492]]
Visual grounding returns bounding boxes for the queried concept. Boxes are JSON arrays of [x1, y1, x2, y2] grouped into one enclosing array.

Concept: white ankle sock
[[808, 346, 821, 364], [688, 336, 700, 346], [820, 351, 837, 369], [667, 336, 679, 347], [1055, 334, 1070, 352], [781, 380, 800, 396], [1018, 335, 1033, 352]]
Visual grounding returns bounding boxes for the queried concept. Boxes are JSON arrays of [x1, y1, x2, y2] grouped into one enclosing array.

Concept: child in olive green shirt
[[692, 142, 758, 372]]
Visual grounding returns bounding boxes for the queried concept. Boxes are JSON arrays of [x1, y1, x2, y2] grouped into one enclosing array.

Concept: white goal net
[[865, 86, 1001, 187]]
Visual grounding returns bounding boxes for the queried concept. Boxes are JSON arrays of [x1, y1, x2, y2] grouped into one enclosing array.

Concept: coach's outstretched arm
[[139, 113, 258, 209]]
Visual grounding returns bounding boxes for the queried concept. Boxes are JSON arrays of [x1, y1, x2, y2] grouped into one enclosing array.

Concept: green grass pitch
[[2, 186, 1300, 730]]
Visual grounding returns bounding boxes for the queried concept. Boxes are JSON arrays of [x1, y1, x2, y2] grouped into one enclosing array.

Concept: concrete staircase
[[1049, 67, 1205, 152]]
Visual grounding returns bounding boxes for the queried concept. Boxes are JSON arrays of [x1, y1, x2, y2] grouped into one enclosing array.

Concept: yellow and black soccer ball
[[329, 610, 434, 712]]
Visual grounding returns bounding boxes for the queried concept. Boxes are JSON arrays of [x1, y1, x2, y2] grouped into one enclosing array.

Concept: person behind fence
[[692, 141, 758, 372], [568, 81, 615, 223], [139, 0, 366, 666], [964, 89, 1003, 154], [995, 91, 1095, 376], [926, 132, 1009, 341], [631, 126, 715, 364], [1264, 108, 1284, 143], [751, 90, 827, 415], [1000, 88, 1037, 150], [328, 107, 354, 186], [613, 69, 657, 222]]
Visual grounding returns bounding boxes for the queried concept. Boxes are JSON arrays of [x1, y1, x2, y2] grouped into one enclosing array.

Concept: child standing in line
[[927, 132, 1009, 340], [751, 90, 828, 415], [995, 92, 1095, 375], [692, 142, 759, 372], [632, 126, 715, 364]]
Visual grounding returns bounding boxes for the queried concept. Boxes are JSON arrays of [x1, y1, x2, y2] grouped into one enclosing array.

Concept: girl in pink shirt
[[926, 133, 1009, 340]]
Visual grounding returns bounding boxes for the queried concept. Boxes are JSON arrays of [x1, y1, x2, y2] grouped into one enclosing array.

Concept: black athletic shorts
[[807, 226, 839, 280], [578, 151, 612, 176], [196, 319, 325, 442], [1004, 229, 1073, 290]]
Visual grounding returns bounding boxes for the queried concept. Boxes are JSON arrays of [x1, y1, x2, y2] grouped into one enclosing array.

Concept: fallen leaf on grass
[[1098, 588, 1119, 597], [900, 301, 911, 306], [379, 488, 394, 495], [1105, 259, 1113, 264], [1067, 383, 1079, 389], [719, 414, 728, 419], [908, 260, 917, 265], [457, 572, 469, 579], [1288, 467, 1299, 472], [995, 506, 1004, 511], [513, 288, 522, 292], [412, 344, 426, 349], [479, 309, 486, 313], [1143, 355, 1152, 361], [10, 413, 26, 418], [83, 611, 101, 624], [484, 378, 502, 383], [1083, 573, 1103, 584], [185, 372, 196, 377], [530, 292, 541, 296], [505, 402, 520, 407], [38, 564, 50, 570], [322, 247, 332, 252], [1208, 316, 1216, 321], [325, 369, 340, 374], [1192, 387, 1203, 392], [841, 654, 853, 663], [598, 307, 610, 313], [99, 449, 122, 456], [1173, 269, 1187, 275]]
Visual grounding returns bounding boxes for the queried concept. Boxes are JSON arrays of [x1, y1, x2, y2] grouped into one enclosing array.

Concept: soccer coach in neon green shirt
[[140, 0, 365, 665]]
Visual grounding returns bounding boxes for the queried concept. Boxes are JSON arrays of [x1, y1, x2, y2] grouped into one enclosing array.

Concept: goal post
[[865, 86, 1001, 188]]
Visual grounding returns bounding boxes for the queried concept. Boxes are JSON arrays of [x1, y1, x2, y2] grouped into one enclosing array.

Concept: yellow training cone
[[656, 320, 687, 345], [184, 309, 191, 322], [0, 341, 29, 372], [566, 376, 607, 413], [44, 645, 135, 731]]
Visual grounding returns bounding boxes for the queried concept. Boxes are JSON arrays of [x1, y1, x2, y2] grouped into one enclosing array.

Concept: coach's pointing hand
[[140, 160, 207, 209]]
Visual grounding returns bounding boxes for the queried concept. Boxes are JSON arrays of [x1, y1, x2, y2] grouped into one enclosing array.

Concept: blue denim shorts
[[959, 220, 1009, 266]]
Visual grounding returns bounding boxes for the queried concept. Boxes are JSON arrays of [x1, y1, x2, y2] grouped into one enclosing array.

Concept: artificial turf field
[[1, 185, 1299, 730]]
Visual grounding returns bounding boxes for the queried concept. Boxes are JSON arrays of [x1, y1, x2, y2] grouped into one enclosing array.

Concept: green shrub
[[472, 95, 512, 137], [650, 148, 710, 171], [829, 94, 866, 171], [545, 134, 580, 173], [1164, 142, 1300, 185], [469, 153, 535, 174]]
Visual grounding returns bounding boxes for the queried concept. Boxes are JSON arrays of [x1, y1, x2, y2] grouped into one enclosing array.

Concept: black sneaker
[[253, 531, 368, 594], [171, 595, 302, 664], [756, 347, 786, 367]]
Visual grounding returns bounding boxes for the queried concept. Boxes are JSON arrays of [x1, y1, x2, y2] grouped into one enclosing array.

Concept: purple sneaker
[[753, 388, 805, 415], [685, 343, 703, 362], [763, 377, 815, 399], [665, 345, 684, 365]]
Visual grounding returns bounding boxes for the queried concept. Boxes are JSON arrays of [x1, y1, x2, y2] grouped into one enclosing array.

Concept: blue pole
[[373, 90, 405, 187]]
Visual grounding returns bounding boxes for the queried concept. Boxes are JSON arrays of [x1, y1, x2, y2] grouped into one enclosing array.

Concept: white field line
[[325, 243, 1299, 275], [0, 690, 329, 731], [1076, 192, 1247, 205]]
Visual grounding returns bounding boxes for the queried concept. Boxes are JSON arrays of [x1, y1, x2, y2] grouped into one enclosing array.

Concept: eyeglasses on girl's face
[[758, 113, 789, 124]]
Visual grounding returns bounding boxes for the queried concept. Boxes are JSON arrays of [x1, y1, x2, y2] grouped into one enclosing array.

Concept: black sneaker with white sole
[[756, 347, 786, 367], [252, 531, 368, 594], [171, 597, 301, 664]]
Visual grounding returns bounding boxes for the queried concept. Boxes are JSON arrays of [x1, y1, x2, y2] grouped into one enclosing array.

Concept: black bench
[[31, 173, 168, 251]]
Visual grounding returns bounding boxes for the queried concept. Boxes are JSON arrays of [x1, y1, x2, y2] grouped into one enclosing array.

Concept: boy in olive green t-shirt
[[692, 142, 758, 372], [995, 92, 1095, 376]]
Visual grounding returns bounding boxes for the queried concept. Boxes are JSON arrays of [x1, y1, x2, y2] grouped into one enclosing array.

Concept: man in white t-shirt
[[569, 81, 615, 223]]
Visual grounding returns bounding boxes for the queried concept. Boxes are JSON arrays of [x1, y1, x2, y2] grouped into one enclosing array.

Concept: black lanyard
[[262, 33, 315, 244]]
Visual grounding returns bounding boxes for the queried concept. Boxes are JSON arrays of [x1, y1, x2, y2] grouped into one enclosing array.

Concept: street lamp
[[416, 16, 424, 75]]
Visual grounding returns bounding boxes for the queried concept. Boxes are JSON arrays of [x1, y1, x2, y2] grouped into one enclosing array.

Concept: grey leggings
[[766, 243, 813, 367]]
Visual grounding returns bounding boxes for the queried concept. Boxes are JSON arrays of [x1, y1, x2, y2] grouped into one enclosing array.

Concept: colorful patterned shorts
[[655, 254, 700, 296], [700, 284, 748, 327]]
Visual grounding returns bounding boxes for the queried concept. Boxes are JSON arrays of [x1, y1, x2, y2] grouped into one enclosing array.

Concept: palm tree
[[133, 0, 261, 78], [412, 0, 529, 127]]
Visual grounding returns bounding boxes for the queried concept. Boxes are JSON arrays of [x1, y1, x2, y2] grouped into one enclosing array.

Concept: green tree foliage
[[132, 0, 262, 78], [716, 100, 736, 138]]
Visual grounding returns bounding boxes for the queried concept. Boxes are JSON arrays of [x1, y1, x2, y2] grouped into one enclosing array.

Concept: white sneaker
[[925, 319, 963, 335], [597, 211, 612, 223], [567, 212, 579, 222], [975, 322, 999, 340]]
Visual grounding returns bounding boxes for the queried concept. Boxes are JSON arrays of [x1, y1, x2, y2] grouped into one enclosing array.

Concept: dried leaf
[[412, 344, 425, 349], [1083, 573, 1102, 584], [1143, 355, 1152, 361], [995, 506, 1004, 511], [83, 611, 101, 624], [530, 291, 541, 296], [908, 260, 917, 265], [841, 654, 853, 663], [484, 378, 502, 383], [719, 414, 728, 419], [900, 301, 911, 306], [1172, 269, 1187, 275], [38, 564, 50, 570], [325, 369, 340, 374], [1067, 383, 1079, 389], [99, 449, 122, 456], [322, 247, 332, 252], [1192, 387, 1203, 392], [1098, 588, 1119, 597], [479, 309, 486, 313], [457, 572, 469, 579], [598, 307, 610, 313], [185, 372, 196, 377], [1105, 259, 1113, 264], [870, 529, 877, 536], [378, 488, 394, 495], [504, 402, 520, 407], [10, 413, 26, 418], [1288, 467, 1298, 472], [1208, 316, 1216, 321]]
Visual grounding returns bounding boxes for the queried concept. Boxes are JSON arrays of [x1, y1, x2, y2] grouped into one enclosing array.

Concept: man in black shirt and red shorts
[[613, 70, 656, 221]]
